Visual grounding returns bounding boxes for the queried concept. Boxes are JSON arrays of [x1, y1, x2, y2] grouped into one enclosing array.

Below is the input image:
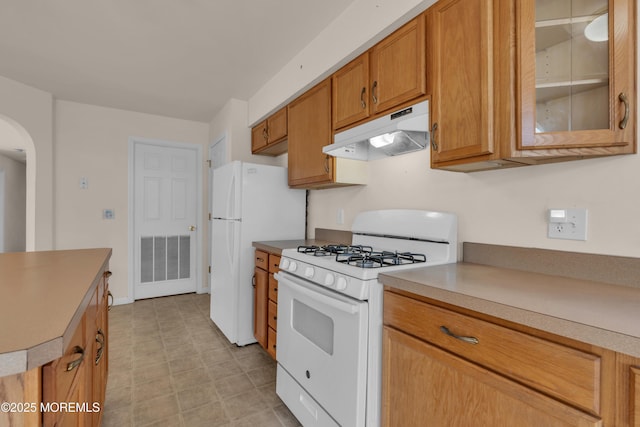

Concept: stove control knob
[[288, 261, 298, 272], [304, 267, 315, 278], [324, 273, 335, 287], [336, 277, 347, 291], [280, 258, 290, 270]]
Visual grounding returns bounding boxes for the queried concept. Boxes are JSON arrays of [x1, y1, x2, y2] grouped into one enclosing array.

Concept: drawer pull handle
[[257, 257, 265, 262], [95, 329, 105, 365], [104, 270, 113, 278], [372, 80, 378, 104], [66, 346, 85, 371], [107, 291, 114, 311], [619, 92, 629, 129], [440, 326, 479, 345]]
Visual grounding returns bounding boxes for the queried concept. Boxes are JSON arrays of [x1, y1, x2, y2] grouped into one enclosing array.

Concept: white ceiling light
[[584, 13, 608, 42]]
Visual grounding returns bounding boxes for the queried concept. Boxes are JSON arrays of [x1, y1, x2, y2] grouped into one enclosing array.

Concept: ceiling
[[0, 0, 357, 124]]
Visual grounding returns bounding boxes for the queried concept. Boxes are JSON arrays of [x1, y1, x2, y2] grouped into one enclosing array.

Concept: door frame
[[127, 136, 203, 305]]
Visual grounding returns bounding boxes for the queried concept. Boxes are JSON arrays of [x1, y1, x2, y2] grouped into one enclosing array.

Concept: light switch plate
[[548, 208, 587, 240], [103, 209, 115, 220]]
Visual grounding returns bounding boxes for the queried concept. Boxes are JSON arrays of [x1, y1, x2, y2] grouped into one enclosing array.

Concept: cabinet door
[[92, 275, 109, 426], [428, 0, 495, 164], [267, 327, 277, 360], [42, 314, 88, 427], [382, 326, 603, 427], [251, 120, 268, 153], [518, 0, 635, 151], [267, 107, 287, 144], [370, 15, 426, 115], [288, 79, 334, 187], [253, 267, 269, 349], [332, 53, 370, 130]]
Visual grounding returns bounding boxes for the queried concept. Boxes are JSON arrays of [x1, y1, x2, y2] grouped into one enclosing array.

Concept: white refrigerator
[[210, 161, 306, 345]]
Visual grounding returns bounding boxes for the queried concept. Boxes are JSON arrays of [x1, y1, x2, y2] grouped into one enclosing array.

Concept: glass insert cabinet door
[[518, 0, 635, 149]]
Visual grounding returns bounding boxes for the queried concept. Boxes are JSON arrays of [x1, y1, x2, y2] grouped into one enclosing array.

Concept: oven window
[[292, 299, 334, 355]]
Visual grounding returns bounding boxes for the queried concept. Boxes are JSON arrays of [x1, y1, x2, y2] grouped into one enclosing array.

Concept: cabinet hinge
[[206, 159, 212, 168], [208, 265, 211, 274], [208, 212, 212, 221]]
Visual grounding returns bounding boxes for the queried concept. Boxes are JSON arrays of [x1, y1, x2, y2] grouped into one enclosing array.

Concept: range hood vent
[[323, 100, 429, 161]]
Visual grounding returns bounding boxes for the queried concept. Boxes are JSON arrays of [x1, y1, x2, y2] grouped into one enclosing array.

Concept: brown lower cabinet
[[42, 269, 110, 427], [383, 289, 640, 427], [254, 250, 280, 359], [0, 266, 110, 427]]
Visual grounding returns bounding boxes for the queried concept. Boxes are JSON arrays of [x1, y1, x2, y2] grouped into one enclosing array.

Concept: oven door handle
[[275, 272, 360, 315]]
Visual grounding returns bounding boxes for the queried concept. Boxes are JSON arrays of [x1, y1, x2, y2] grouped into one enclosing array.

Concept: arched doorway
[[0, 115, 36, 252]]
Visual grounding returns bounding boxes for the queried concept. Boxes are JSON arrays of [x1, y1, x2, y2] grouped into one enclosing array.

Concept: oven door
[[275, 271, 368, 427]]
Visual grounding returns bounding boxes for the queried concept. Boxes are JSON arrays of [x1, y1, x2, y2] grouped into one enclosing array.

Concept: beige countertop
[[0, 248, 112, 377], [380, 262, 640, 358]]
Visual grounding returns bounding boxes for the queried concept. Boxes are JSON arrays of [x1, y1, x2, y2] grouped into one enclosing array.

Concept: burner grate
[[297, 244, 373, 257], [336, 251, 426, 268]]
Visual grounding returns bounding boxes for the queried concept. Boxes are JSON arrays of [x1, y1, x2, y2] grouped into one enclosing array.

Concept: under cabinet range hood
[[323, 100, 429, 161]]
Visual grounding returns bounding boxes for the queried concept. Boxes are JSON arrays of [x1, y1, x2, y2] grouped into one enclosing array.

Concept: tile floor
[[102, 293, 301, 427]]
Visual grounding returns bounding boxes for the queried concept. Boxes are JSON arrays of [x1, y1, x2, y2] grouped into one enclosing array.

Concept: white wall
[[54, 100, 210, 302], [0, 155, 26, 252], [0, 76, 53, 250], [247, 0, 640, 259], [248, 0, 437, 124]]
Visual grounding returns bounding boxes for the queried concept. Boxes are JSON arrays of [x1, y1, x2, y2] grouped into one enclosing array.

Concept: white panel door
[[134, 142, 198, 299]]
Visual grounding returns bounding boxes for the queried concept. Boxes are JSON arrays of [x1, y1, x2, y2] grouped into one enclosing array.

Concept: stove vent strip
[[351, 232, 450, 244]]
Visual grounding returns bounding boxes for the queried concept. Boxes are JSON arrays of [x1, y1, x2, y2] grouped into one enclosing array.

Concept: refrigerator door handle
[[227, 220, 235, 271], [226, 174, 235, 219]]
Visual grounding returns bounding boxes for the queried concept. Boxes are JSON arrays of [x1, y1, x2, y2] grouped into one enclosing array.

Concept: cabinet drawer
[[269, 254, 281, 273], [268, 300, 278, 330], [267, 327, 277, 359], [268, 274, 278, 302], [255, 250, 268, 270], [384, 291, 602, 414]]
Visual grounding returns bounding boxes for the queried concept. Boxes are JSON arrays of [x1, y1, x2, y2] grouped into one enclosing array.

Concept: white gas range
[[274, 209, 458, 427]]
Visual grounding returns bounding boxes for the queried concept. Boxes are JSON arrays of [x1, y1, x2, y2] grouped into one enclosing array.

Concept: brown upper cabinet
[[332, 15, 427, 131], [251, 107, 288, 155], [429, 0, 636, 172], [288, 79, 367, 188]]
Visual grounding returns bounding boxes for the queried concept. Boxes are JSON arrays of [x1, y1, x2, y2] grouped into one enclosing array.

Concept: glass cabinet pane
[[534, 0, 609, 133]]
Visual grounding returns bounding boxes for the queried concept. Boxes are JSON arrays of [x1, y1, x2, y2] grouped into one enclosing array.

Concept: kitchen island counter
[[380, 260, 640, 357], [0, 248, 112, 376]]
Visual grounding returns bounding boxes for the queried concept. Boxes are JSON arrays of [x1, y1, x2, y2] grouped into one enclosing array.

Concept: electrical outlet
[[548, 208, 587, 240]]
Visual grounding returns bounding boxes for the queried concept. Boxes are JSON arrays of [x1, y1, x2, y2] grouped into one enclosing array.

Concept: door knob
[[189, 225, 196, 231]]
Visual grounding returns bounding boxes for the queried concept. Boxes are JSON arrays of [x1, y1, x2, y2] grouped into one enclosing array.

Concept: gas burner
[[336, 251, 427, 268], [297, 244, 373, 257]]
